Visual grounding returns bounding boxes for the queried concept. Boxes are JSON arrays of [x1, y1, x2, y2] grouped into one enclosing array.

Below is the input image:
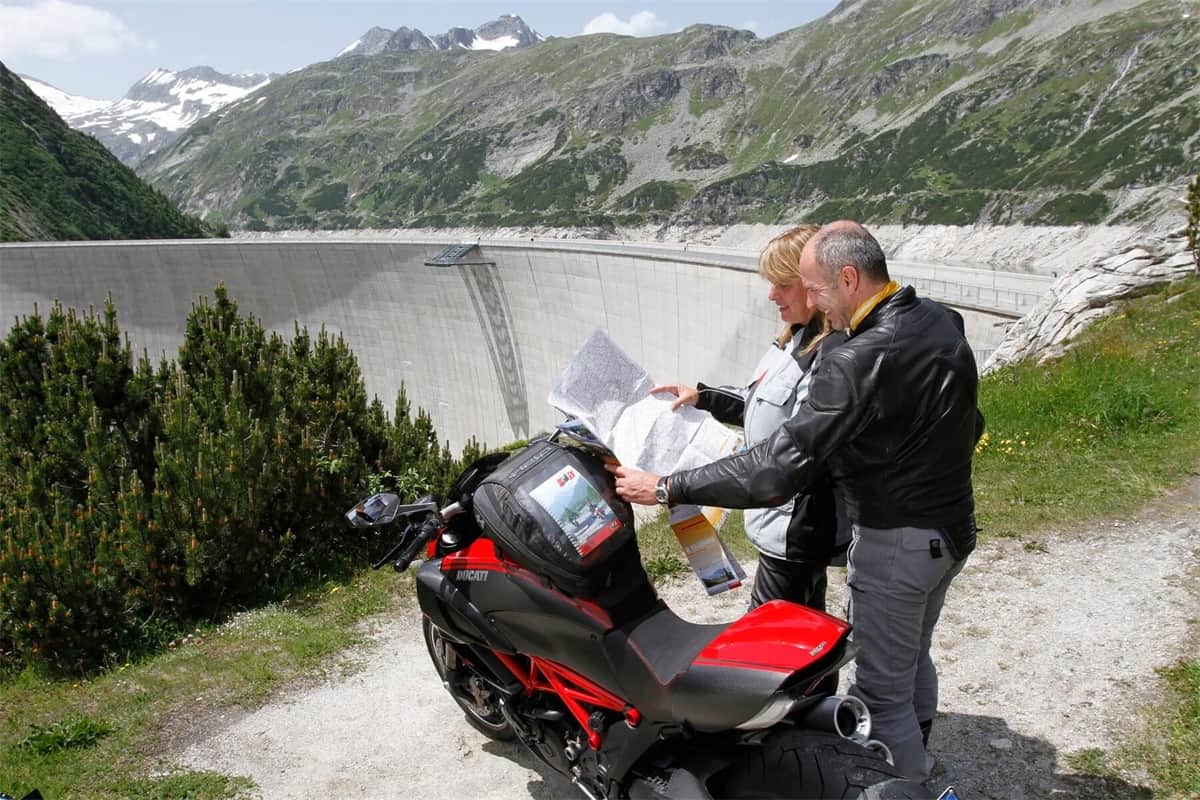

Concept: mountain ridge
[[136, 0, 1197, 232], [336, 14, 543, 58]]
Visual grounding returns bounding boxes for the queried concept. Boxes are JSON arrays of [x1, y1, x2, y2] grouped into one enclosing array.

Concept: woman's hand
[[651, 384, 699, 411], [605, 464, 661, 506]]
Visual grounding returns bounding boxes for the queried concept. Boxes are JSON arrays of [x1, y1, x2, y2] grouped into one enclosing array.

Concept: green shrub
[[0, 300, 164, 669], [0, 287, 460, 673]]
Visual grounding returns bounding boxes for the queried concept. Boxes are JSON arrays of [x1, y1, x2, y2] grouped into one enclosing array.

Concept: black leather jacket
[[695, 325, 848, 564], [669, 286, 979, 558]]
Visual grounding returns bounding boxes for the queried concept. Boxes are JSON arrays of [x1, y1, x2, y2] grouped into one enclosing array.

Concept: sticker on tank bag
[[529, 467, 622, 556]]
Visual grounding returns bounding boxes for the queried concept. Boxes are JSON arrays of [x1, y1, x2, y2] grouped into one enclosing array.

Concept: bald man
[[611, 221, 979, 781]]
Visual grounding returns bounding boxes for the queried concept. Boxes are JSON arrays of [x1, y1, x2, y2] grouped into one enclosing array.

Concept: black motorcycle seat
[[603, 602, 794, 732]]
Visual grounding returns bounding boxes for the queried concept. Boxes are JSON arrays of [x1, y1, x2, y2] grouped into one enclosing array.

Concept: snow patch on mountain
[[18, 75, 110, 118], [23, 67, 273, 166], [471, 34, 519, 51]]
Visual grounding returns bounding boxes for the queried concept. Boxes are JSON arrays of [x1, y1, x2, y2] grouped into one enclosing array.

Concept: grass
[[0, 569, 411, 799], [1129, 660, 1200, 794], [973, 279, 1200, 539], [1, 280, 1197, 798], [1063, 747, 1109, 775]]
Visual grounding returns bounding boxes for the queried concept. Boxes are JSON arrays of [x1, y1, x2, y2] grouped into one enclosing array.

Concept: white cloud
[[0, 0, 145, 60], [740, 19, 765, 36], [582, 11, 670, 37]]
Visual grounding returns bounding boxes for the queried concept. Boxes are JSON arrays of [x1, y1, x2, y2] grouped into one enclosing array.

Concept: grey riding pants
[[845, 524, 966, 781]]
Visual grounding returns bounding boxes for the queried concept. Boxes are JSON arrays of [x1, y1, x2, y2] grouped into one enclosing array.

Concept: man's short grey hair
[[813, 226, 890, 283]]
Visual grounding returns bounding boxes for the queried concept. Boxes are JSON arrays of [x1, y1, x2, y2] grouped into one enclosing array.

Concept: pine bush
[[0, 300, 164, 669], [0, 287, 465, 672]]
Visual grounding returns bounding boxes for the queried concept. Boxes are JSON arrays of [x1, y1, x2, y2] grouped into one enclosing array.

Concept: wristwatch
[[655, 476, 670, 505]]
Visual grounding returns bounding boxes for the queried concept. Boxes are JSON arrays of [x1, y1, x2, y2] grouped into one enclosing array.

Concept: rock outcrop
[[983, 229, 1195, 372]]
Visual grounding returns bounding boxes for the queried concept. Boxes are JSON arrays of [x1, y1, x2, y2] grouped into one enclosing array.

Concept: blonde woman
[[653, 225, 846, 613]]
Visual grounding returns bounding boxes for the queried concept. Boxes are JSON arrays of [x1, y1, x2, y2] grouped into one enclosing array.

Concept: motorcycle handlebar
[[391, 516, 440, 572], [368, 501, 463, 571]]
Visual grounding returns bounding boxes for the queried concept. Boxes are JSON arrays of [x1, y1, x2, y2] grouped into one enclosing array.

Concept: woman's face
[[767, 280, 813, 325]]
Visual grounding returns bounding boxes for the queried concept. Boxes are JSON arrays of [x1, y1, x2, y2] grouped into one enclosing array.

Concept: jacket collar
[[849, 280, 901, 332], [850, 284, 914, 335]]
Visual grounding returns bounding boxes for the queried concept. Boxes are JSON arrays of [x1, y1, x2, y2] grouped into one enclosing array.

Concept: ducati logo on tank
[[529, 467, 622, 556], [455, 570, 489, 582]]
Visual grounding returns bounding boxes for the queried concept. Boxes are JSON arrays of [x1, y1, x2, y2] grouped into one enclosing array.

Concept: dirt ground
[[176, 478, 1200, 799]]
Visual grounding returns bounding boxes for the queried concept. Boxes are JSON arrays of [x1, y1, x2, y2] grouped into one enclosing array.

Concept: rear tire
[[709, 730, 908, 799], [855, 779, 938, 799], [422, 616, 516, 741]]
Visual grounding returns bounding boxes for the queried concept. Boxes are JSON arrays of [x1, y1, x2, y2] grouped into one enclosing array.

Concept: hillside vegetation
[[0, 63, 216, 242], [139, 0, 1197, 232]]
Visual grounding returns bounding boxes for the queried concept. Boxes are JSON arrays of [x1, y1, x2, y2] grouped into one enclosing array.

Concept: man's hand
[[651, 384, 699, 411], [605, 464, 662, 506]]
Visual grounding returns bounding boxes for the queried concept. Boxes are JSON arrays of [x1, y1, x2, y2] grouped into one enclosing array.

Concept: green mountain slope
[[0, 63, 215, 242], [139, 0, 1198, 231]]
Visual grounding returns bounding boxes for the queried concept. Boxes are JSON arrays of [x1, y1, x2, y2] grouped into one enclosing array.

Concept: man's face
[[800, 250, 854, 329]]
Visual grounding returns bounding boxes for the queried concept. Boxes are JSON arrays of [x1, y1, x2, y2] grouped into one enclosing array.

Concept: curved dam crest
[[0, 239, 1021, 450]]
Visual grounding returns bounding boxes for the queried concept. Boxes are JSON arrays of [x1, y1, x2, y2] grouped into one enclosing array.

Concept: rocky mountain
[[336, 27, 396, 57], [140, 0, 1198, 233], [337, 14, 543, 57], [25, 66, 273, 166], [0, 63, 215, 241]]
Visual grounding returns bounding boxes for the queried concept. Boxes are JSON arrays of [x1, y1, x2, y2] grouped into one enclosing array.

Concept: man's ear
[[839, 264, 859, 292]]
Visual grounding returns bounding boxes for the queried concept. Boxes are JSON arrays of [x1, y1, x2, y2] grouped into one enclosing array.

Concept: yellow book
[[668, 504, 746, 596]]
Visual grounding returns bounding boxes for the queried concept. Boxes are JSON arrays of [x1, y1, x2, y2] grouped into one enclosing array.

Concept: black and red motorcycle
[[347, 427, 934, 800]]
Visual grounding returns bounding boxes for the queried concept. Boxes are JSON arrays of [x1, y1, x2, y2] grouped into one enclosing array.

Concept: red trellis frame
[[492, 651, 642, 750]]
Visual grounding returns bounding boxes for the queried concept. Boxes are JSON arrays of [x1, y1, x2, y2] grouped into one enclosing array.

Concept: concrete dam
[[0, 239, 1038, 450]]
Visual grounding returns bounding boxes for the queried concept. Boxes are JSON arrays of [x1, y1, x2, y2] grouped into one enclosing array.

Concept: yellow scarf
[[849, 280, 901, 332]]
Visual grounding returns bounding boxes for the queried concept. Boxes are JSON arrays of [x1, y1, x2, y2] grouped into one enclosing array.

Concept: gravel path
[[178, 480, 1199, 799]]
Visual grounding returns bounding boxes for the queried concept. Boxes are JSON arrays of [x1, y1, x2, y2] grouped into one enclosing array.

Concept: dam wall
[[0, 239, 1018, 450]]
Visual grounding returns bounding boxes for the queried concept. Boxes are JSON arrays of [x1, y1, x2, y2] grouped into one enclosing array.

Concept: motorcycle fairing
[[694, 600, 850, 674]]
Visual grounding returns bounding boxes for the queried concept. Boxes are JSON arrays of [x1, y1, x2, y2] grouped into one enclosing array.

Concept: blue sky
[[0, 0, 839, 99]]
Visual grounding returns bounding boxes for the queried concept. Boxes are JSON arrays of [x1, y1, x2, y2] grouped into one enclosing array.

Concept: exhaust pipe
[[863, 738, 894, 764], [797, 695, 872, 741]]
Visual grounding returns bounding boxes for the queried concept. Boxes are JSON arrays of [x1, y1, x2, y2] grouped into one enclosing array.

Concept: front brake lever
[[371, 522, 412, 570]]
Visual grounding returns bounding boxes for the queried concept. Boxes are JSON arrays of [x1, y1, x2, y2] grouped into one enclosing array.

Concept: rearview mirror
[[345, 493, 403, 528]]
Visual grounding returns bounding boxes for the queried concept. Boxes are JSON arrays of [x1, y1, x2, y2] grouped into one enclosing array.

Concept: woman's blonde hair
[[758, 225, 832, 350]]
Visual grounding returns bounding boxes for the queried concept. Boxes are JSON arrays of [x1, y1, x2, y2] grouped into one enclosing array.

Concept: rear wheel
[[422, 616, 515, 741], [856, 779, 938, 799], [709, 730, 909, 799]]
